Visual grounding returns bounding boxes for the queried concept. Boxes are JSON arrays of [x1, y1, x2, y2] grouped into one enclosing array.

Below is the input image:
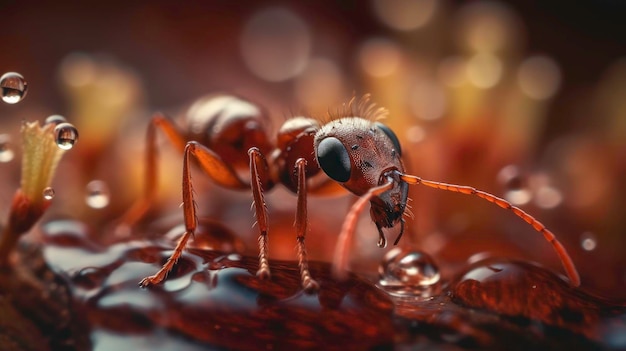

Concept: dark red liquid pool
[[38, 219, 625, 351]]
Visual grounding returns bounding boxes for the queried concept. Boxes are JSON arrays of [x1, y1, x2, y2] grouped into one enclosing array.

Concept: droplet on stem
[[54, 123, 79, 150], [85, 180, 110, 209], [43, 187, 55, 200], [0, 134, 15, 163], [378, 247, 441, 297], [0, 72, 28, 104]]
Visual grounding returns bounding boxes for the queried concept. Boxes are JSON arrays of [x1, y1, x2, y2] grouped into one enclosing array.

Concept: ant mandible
[[123, 94, 580, 291]]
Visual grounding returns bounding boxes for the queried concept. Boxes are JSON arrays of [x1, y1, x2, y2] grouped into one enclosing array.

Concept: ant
[[122, 94, 580, 291]]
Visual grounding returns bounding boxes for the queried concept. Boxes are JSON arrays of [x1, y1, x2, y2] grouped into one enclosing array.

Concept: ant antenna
[[398, 173, 580, 287]]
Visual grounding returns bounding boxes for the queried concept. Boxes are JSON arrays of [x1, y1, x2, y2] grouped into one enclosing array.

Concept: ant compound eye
[[375, 122, 402, 157], [316, 137, 351, 183]]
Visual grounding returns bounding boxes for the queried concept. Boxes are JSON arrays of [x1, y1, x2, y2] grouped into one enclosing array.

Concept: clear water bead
[[0, 72, 28, 104], [45, 115, 67, 126], [378, 248, 441, 297], [43, 187, 55, 200], [54, 123, 79, 150], [85, 180, 110, 209], [0, 134, 14, 163]]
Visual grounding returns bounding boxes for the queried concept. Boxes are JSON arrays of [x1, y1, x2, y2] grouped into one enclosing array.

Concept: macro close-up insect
[[2, 1, 625, 349], [123, 94, 580, 291]]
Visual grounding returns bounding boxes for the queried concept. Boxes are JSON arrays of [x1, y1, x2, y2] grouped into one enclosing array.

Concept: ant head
[[314, 118, 409, 240]]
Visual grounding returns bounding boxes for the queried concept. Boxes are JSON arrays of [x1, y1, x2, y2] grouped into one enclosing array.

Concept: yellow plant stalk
[[0, 122, 68, 265]]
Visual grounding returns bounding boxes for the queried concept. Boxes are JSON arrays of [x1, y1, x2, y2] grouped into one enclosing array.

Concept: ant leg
[[140, 142, 249, 286], [294, 158, 319, 292], [400, 174, 581, 287], [248, 147, 272, 279], [140, 141, 197, 287], [118, 114, 187, 231], [332, 180, 394, 280]]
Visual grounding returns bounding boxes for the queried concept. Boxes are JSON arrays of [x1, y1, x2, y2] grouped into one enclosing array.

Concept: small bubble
[[378, 248, 441, 298], [45, 114, 67, 126], [85, 180, 110, 209], [54, 123, 79, 150], [0, 72, 28, 104], [580, 232, 597, 251], [0, 134, 15, 163], [43, 187, 55, 200]]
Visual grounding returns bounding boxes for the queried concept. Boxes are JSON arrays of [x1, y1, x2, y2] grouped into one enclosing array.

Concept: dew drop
[[43, 187, 55, 200], [378, 248, 441, 297], [0, 134, 15, 163], [497, 165, 532, 205], [44, 114, 67, 126], [0, 72, 28, 104], [54, 122, 79, 150], [85, 180, 110, 209], [580, 231, 597, 251]]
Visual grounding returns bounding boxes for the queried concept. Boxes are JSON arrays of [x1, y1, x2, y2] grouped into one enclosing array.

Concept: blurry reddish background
[[0, 0, 624, 299]]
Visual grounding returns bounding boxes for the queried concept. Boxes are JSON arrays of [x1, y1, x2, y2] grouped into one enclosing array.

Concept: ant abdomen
[[186, 94, 273, 171]]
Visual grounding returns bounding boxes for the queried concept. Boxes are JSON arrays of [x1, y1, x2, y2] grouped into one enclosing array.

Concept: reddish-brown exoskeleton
[[125, 94, 580, 291]]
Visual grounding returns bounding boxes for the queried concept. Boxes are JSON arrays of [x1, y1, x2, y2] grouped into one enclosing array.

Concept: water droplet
[[43, 187, 55, 200], [85, 180, 110, 209], [44, 114, 67, 126], [54, 122, 79, 150], [497, 165, 532, 205], [580, 231, 597, 251], [0, 72, 28, 104], [378, 248, 441, 297], [0, 134, 15, 163]]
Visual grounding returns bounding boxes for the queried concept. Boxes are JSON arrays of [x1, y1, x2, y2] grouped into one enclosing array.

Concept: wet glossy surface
[[39, 220, 626, 350], [41, 220, 395, 351]]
